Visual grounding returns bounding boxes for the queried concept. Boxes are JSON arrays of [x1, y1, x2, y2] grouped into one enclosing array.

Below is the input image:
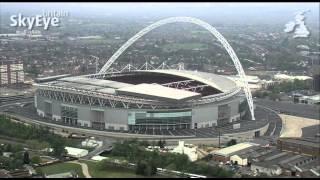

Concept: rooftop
[[60, 76, 132, 89], [253, 151, 297, 168], [278, 137, 320, 148], [35, 74, 71, 83], [116, 83, 202, 102], [36, 70, 239, 101], [147, 70, 237, 92], [274, 74, 312, 81], [65, 147, 88, 156], [213, 142, 259, 157], [231, 146, 269, 159]]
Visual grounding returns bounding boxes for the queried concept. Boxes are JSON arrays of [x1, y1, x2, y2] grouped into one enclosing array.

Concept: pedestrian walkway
[[69, 160, 92, 178]]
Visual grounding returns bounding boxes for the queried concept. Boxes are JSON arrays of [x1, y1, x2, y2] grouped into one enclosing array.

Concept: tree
[[157, 140, 163, 148], [143, 164, 155, 176], [27, 64, 40, 78], [12, 144, 23, 153], [139, 140, 150, 147], [23, 151, 30, 164], [157, 139, 166, 149], [136, 160, 148, 175], [97, 159, 106, 170], [174, 154, 189, 171], [31, 156, 41, 164], [0, 156, 10, 169], [5, 144, 12, 152], [226, 139, 237, 147], [36, 168, 44, 177], [9, 159, 23, 170], [166, 163, 177, 170], [51, 139, 67, 158], [269, 92, 280, 101], [27, 140, 40, 150]]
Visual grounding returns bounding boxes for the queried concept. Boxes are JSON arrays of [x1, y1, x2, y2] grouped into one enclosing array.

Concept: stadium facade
[[34, 69, 248, 133], [33, 16, 267, 137]]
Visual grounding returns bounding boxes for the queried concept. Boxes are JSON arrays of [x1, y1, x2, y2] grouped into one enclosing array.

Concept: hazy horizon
[[1, 2, 319, 25]]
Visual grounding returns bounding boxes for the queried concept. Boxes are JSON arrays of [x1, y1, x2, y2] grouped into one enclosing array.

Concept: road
[[250, 104, 283, 145], [4, 95, 310, 145], [255, 98, 319, 120], [0, 97, 280, 140], [0, 96, 34, 106], [301, 125, 320, 137]]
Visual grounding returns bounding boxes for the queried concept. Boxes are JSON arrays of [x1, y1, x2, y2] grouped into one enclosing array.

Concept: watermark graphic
[[9, 10, 69, 30]]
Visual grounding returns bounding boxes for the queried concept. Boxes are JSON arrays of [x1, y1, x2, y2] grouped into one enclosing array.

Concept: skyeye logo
[[9, 11, 68, 30]]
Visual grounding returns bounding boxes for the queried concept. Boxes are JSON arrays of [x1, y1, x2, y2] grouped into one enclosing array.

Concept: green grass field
[[80, 160, 145, 178], [36, 162, 84, 178]]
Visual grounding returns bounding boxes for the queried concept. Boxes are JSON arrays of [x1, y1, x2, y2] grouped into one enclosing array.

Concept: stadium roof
[[37, 70, 239, 101], [35, 74, 71, 83], [116, 83, 202, 102], [60, 76, 132, 89], [142, 70, 237, 92]]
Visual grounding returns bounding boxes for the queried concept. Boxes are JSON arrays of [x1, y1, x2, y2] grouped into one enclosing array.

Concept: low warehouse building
[[250, 146, 320, 177], [277, 137, 320, 156], [64, 147, 88, 158], [251, 164, 282, 176], [230, 154, 249, 166], [212, 142, 259, 163]]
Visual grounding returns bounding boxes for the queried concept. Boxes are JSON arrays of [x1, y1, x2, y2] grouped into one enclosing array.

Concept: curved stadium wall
[[34, 70, 247, 134]]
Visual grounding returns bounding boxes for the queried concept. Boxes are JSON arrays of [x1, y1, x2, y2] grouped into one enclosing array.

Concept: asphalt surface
[[255, 98, 319, 120], [301, 125, 320, 137], [2, 102, 274, 139], [0, 95, 284, 145], [0, 95, 291, 160]]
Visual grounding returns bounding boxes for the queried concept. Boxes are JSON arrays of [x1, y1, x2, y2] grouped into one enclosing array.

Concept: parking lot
[[255, 99, 319, 120]]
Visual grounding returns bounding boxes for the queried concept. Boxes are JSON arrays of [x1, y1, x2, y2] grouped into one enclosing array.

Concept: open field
[[79, 160, 170, 178], [79, 160, 145, 178], [35, 162, 85, 178]]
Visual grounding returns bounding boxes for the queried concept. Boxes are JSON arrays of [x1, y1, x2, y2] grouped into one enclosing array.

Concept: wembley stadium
[[31, 17, 277, 139], [33, 68, 272, 138]]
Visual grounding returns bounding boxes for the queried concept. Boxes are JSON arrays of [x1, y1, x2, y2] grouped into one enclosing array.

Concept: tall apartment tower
[[0, 60, 24, 87]]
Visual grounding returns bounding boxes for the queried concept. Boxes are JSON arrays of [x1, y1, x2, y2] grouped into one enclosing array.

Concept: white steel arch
[[98, 16, 255, 120]]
